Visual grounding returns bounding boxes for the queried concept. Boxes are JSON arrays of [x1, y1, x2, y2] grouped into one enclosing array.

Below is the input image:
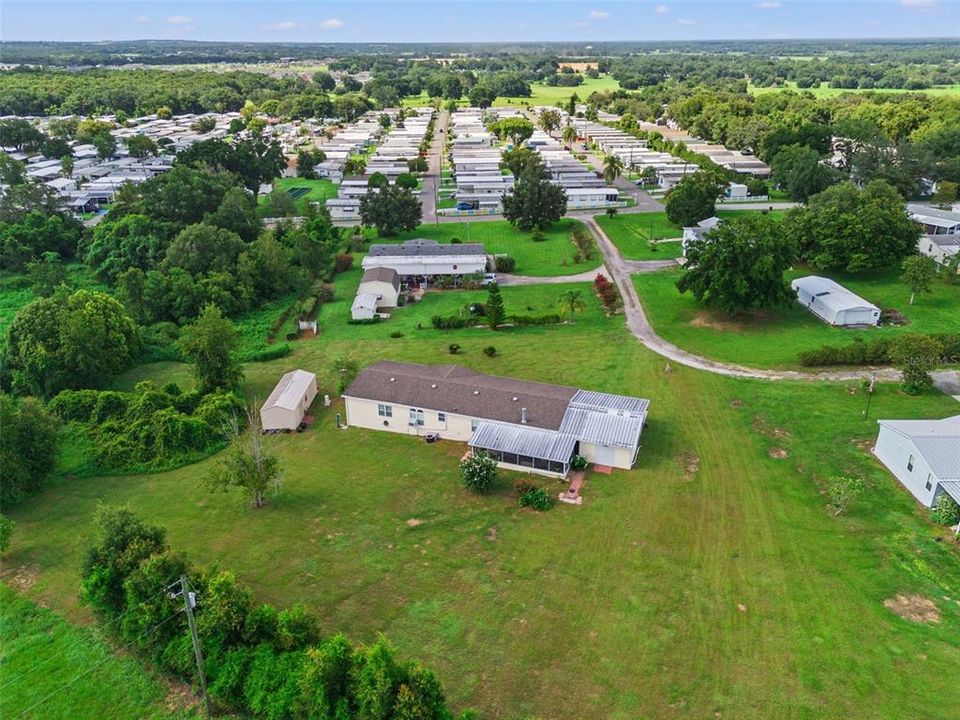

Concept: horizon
[[3, 1, 959, 44]]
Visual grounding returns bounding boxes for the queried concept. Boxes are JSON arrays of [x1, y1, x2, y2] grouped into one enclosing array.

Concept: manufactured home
[[361, 239, 488, 279], [874, 415, 960, 510]]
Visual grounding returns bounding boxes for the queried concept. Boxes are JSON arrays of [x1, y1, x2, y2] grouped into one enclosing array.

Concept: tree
[[359, 184, 422, 237], [562, 124, 577, 146], [156, 105, 173, 119], [486, 282, 505, 330], [84, 213, 170, 282], [0, 210, 83, 270], [208, 407, 280, 508], [5, 289, 138, 397], [367, 171, 389, 189], [0, 515, 14, 553], [0, 394, 57, 507], [125, 134, 158, 162], [332, 356, 359, 395], [602, 155, 624, 185], [343, 156, 367, 175], [566, 92, 579, 117], [296, 148, 326, 179], [163, 223, 246, 276], [26, 251, 67, 297], [557, 289, 585, 324], [826, 476, 865, 516], [205, 186, 262, 243], [784, 181, 919, 272], [502, 158, 567, 231], [539, 109, 561, 134], [178, 304, 243, 393], [395, 173, 417, 190], [900, 255, 937, 305], [467, 85, 497, 109], [313, 71, 336, 91], [769, 144, 837, 201], [460, 451, 497, 493], [664, 171, 725, 227], [889, 334, 943, 395], [932, 181, 958, 209], [676, 213, 795, 314], [490, 117, 534, 146], [60, 154, 74, 178], [0, 119, 44, 151], [92, 130, 117, 160]]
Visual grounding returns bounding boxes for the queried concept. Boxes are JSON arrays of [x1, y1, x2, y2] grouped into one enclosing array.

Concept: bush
[[448, 343, 461, 354], [347, 317, 381, 325], [333, 254, 354, 273], [0, 515, 14, 552], [431, 315, 475, 330], [483, 346, 497, 357], [931, 493, 960, 526], [531, 229, 547, 242], [239, 343, 292, 363], [571, 454, 588, 471], [518, 486, 553, 511], [826, 475, 864, 516], [389, 330, 404, 338], [507, 313, 563, 326], [460, 451, 497, 493], [494, 255, 516, 273]]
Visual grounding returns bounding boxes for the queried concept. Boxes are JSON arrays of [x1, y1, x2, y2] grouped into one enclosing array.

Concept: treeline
[[81, 506, 472, 719]]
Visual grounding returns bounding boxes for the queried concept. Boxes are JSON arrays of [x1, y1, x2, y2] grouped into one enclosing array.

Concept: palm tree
[[557, 289, 586, 324], [602, 155, 624, 185], [562, 123, 577, 146]]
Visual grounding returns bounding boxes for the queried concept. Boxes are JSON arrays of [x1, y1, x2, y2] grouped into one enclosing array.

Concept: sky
[[1, 1, 958, 43]]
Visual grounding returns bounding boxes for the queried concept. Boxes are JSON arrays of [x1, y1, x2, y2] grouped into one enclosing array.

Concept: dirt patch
[[690, 309, 773, 332], [164, 680, 202, 714], [2, 563, 40, 591], [730, 399, 744, 409], [680, 451, 700, 477], [405, 518, 423, 528], [772, 427, 791, 439], [484, 527, 498, 542], [768, 448, 789, 459], [884, 595, 940, 624]]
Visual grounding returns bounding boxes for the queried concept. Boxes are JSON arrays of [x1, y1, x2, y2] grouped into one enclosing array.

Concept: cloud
[[134, 15, 150, 23], [588, 10, 611, 20], [676, 18, 698, 25], [753, 1, 782, 8], [319, 18, 344, 29], [166, 15, 192, 25], [264, 21, 297, 31], [654, 4, 669, 14]]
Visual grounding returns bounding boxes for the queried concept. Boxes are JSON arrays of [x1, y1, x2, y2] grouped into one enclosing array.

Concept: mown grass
[[370, 218, 600, 276], [0, 585, 194, 719], [596, 209, 787, 260], [633, 265, 960, 368], [5, 287, 960, 719], [404, 75, 622, 108], [260, 177, 338, 214]]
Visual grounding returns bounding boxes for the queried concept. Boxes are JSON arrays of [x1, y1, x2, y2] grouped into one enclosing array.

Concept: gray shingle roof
[[361, 267, 400, 290], [367, 238, 486, 258]]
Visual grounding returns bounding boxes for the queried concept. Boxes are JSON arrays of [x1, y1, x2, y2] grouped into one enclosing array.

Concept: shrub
[[460, 451, 497, 493], [239, 343, 293, 363], [494, 255, 516, 273], [314, 283, 335, 304], [826, 475, 864, 516], [431, 315, 474, 330], [507, 313, 563, 326], [448, 343, 462, 354], [483, 346, 497, 357], [518, 486, 553, 511], [347, 317, 381, 325], [49, 389, 101, 422], [531, 229, 547, 242], [299, 297, 318, 319], [333, 254, 354, 273], [931, 493, 960, 526], [0, 515, 14, 552], [389, 330, 404, 338], [571, 454, 588, 471]]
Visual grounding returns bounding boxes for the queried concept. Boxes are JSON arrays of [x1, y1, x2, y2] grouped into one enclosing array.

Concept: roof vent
[[389, 377, 396, 382], [512, 396, 518, 401], [431, 383, 437, 388], [473, 390, 480, 395], [521, 407, 528, 424]]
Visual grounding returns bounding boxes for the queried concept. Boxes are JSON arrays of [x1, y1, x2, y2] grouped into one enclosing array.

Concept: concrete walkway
[[497, 266, 608, 286]]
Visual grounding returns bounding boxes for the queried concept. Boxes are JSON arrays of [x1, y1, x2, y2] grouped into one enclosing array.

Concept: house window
[[925, 475, 933, 491], [408, 408, 424, 426], [438, 412, 446, 423], [377, 404, 392, 418], [907, 454, 914, 472]]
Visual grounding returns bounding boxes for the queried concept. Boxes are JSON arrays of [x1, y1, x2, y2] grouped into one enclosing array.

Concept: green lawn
[[371, 219, 600, 276], [0, 585, 193, 719], [260, 177, 338, 213], [404, 75, 622, 108], [596, 210, 787, 261], [633, 266, 960, 368], [748, 80, 960, 98], [5, 304, 960, 718]]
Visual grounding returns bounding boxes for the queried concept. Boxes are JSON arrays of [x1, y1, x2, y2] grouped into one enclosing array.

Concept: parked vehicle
[[482, 273, 497, 285]]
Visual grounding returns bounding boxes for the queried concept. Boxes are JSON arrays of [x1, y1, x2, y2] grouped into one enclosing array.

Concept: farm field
[[596, 209, 787, 261], [403, 74, 621, 108], [259, 176, 338, 213], [748, 80, 960, 97], [0, 585, 193, 720], [371, 218, 600, 277], [633, 265, 960, 368], [4, 305, 960, 719]]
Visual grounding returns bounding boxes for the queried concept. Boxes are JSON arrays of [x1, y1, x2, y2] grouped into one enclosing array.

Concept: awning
[[469, 421, 577, 464]]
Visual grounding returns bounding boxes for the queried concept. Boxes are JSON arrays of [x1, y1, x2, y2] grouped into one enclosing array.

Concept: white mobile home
[[361, 239, 488, 279], [791, 276, 880, 327], [874, 416, 960, 509], [260, 369, 319, 431]]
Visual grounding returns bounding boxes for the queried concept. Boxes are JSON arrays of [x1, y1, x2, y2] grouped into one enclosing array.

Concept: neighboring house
[[260, 369, 319, 431], [918, 233, 960, 271], [361, 239, 488, 280], [343, 361, 650, 477], [791, 276, 880, 327], [873, 415, 960, 511], [725, 182, 748, 200], [907, 203, 960, 236], [681, 216, 721, 257], [351, 292, 381, 321], [356, 267, 401, 308], [325, 197, 361, 221]]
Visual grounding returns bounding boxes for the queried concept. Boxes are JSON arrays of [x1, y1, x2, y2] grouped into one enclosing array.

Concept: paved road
[[419, 109, 449, 224]]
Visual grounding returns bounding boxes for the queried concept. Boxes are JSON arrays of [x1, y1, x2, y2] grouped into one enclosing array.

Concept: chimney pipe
[[521, 407, 527, 424]]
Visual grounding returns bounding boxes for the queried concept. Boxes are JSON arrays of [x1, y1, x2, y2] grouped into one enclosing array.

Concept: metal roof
[[569, 389, 650, 416], [559, 408, 644, 449], [351, 293, 379, 312], [262, 370, 316, 412], [878, 416, 960, 480], [469, 421, 578, 464], [367, 238, 486, 258], [791, 276, 880, 314], [938, 481, 960, 505]]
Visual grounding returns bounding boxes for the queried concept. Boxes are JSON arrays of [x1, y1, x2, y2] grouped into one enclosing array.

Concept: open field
[[259, 176, 338, 213], [373, 218, 599, 276], [403, 74, 622, 108], [596, 209, 787, 261], [0, 585, 192, 720], [633, 265, 960, 368], [4, 291, 960, 718], [748, 80, 960, 98]]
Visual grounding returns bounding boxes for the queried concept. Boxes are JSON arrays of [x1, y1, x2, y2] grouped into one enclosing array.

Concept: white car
[[481, 273, 497, 285]]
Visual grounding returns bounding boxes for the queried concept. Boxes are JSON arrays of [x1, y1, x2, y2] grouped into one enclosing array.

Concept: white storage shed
[[260, 370, 318, 431], [791, 276, 880, 327]]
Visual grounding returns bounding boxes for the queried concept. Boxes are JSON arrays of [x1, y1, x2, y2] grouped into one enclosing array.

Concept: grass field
[[260, 177, 338, 213], [748, 80, 960, 98], [5, 301, 960, 718], [0, 585, 193, 719], [372, 219, 600, 276], [404, 74, 622, 108], [596, 210, 787, 261], [633, 265, 960, 368]]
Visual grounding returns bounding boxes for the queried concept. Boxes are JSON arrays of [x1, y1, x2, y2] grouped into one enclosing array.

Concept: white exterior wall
[[357, 280, 399, 307], [345, 396, 477, 441], [873, 426, 940, 507], [361, 256, 488, 277], [261, 378, 318, 431], [579, 442, 635, 470]]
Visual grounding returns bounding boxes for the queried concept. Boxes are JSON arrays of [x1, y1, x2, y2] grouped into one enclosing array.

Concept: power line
[[0, 584, 176, 694], [13, 610, 183, 720]]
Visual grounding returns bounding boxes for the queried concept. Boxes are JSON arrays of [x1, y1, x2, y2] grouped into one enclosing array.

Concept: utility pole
[[173, 575, 212, 717], [862, 371, 877, 420]]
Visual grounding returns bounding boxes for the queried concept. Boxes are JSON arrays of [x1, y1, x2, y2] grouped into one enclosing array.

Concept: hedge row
[[431, 314, 563, 330], [798, 332, 960, 367], [80, 507, 469, 720]]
